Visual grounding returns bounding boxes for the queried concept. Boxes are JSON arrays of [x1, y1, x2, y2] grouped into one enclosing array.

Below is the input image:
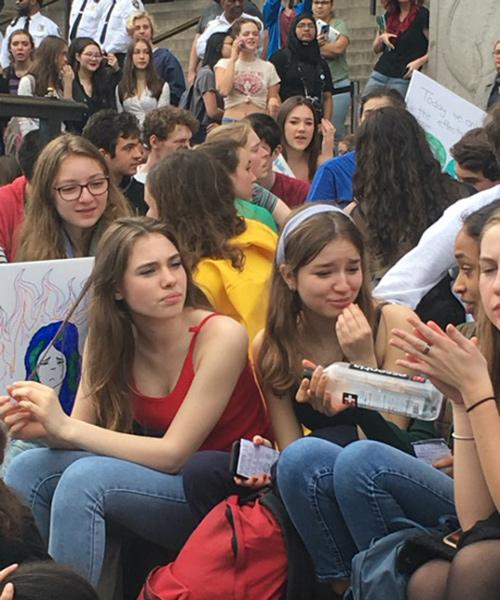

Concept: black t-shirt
[[270, 48, 333, 105], [120, 176, 147, 216], [375, 7, 429, 79]]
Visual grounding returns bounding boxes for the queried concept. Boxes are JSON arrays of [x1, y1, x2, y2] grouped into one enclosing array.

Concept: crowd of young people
[[1, 1, 500, 599]]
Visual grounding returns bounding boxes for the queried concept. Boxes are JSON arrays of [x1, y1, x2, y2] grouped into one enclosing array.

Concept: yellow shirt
[[194, 219, 277, 342]]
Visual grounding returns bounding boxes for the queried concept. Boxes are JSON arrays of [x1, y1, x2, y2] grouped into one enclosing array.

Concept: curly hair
[[353, 106, 470, 275], [147, 148, 246, 270]]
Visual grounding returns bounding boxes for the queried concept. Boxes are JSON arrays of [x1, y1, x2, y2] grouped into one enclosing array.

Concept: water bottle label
[[348, 363, 426, 384], [342, 392, 358, 407]]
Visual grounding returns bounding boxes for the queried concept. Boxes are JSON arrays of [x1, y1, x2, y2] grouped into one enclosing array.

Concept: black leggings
[[182, 451, 255, 523]]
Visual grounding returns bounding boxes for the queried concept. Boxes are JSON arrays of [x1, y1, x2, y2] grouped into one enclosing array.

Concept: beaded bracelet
[[466, 396, 496, 414], [451, 432, 474, 441]]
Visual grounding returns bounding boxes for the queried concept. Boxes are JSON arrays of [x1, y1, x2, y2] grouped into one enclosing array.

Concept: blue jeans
[[363, 70, 410, 99], [332, 78, 351, 139], [277, 438, 455, 582], [5, 449, 197, 586]]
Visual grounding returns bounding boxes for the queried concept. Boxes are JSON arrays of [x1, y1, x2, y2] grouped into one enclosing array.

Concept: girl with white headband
[[254, 203, 428, 450], [180, 204, 435, 525]]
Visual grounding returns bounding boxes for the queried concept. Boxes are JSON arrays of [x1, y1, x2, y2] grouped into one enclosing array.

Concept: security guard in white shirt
[[0, 0, 61, 68], [97, 0, 144, 57], [68, 0, 110, 41]]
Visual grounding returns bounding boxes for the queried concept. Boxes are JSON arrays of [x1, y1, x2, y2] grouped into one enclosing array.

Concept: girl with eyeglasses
[[15, 134, 130, 262], [68, 37, 120, 133], [312, 0, 351, 139], [262, 0, 313, 59], [270, 13, 334, 122]]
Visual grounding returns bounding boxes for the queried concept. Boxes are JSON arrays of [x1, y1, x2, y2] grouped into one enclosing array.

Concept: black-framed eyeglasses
[[54, 177, 109, 202]]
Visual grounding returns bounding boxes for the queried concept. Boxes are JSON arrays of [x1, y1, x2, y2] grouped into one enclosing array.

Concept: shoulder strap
[[188, 312, 220, 337], [259, 491, 316, 600]]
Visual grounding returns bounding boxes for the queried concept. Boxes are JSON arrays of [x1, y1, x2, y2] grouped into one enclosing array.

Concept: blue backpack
[[347, 528, 419, 600]]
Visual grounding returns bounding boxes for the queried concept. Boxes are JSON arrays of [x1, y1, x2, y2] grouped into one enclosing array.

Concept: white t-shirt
[[215, 57, 280, 111], [374, 184, 500, 308]]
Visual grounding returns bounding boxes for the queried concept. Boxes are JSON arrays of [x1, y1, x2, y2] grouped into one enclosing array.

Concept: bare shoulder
[[195, 313, 249, 353], [380, 302, 414, 331], [252, 329, 265, 362]]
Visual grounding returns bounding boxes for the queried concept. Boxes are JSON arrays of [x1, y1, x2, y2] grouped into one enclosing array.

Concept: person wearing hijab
[[270, 12, 333, 119]]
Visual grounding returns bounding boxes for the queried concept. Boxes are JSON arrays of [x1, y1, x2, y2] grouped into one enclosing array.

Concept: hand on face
[[336, 304, 376, 366], [61, 64, 74, 83]]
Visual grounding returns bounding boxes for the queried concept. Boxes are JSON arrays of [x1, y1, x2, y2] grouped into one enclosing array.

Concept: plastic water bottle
[[303, 362, 444, 421]]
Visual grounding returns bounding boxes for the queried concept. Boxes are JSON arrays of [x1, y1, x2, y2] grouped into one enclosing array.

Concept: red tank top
[[132, 314, 272, 452]]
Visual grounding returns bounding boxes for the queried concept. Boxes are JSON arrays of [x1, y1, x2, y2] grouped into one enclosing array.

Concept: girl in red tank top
[[1, 217, 271, 585]]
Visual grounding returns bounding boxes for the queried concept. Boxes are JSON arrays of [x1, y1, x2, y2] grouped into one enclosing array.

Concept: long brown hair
[[28, 35, 66, 96], [118, 39, 164, 101], [16, 134, 130, 262], [85, 217, 210, 432], [477, 210, 500, 396], [277, 96, 321, 182], [0, 426, 26, 538], [147, 148, 246, 269], [256, 207, 375, 397]]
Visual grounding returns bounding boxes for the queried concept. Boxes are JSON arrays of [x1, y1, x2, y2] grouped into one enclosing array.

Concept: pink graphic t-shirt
[[215, 57, 281, 111]]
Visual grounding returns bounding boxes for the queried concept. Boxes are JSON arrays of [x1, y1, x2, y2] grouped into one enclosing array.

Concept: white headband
[[276, 204, 353, 266]]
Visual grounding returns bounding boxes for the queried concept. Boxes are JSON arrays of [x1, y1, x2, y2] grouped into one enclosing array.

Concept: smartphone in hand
[[230, 439, 280, 479]]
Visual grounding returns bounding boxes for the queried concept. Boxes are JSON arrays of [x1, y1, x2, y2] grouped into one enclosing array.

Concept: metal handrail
[[1, 0, 201, 44], [153, 15, 200, 45]]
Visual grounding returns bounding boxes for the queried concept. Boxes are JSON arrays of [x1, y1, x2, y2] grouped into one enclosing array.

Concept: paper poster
[[405, 71, 487, 175], [0, 257, 94, 414]]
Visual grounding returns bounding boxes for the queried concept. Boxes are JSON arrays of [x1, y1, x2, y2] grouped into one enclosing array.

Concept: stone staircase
[[0, 0, 378, 86], [335, 0, 378, 89]]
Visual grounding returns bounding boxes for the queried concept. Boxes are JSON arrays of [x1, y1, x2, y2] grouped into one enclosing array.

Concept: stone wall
[[428, 0, 500, 109]]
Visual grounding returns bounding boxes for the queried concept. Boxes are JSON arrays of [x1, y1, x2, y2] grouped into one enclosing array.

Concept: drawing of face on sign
[[24, 321, 81, 415]]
